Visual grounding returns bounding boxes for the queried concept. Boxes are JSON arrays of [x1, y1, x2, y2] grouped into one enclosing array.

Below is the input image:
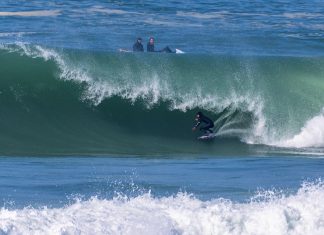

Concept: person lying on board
[[147, 37, 174, 53], [192, 112, 214, 134]]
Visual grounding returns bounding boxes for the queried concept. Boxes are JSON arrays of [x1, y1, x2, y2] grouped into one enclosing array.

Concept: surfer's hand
[[192, 127, 196, 131]]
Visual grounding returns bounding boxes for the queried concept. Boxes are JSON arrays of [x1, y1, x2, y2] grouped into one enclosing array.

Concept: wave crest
[[1, 43, 324, 153]]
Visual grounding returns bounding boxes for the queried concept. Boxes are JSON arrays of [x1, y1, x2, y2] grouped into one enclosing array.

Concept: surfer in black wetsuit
[[147, 37, 174, 53], [192, 112, 214, 134], [147, 37, 155, 52], [133, 37, 144, 52]]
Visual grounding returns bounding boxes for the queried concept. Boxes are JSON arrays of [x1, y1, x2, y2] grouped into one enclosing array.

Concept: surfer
[[147, 37, 174, 53], [133, 37, 144, 52], [192, 112, 214, 134]]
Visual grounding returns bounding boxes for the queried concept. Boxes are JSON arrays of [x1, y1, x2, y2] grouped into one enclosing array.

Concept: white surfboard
[[175, 48, 185, 54], [118, 48, 132, 53], [198, 133, 215, 140]]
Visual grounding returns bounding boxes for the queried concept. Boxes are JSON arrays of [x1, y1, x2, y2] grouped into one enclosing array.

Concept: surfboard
[[175, 49, 185, 54], [118, 48, 132, 53], [198, 133, 215, 140]]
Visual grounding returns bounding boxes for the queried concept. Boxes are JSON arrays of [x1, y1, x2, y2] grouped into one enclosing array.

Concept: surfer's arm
[[192, 121, 201, 130]]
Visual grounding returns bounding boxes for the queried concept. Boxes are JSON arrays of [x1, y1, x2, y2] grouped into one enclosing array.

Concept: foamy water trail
[[1, 181, 324, 235], [276, 110, 324, 148]]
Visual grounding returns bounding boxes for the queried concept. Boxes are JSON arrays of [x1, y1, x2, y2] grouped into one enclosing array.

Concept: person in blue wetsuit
[[147, 37, 173, 53], [133, 37, 144, 52], [192, 112, 214, 134]]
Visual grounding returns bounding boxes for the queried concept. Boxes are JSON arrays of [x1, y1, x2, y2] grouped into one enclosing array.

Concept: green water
[[0, 46, 323, 155]]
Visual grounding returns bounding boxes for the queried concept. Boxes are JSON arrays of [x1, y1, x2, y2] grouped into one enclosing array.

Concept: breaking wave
[[1, 181, 324, 235], [0, 43, 323, 155]]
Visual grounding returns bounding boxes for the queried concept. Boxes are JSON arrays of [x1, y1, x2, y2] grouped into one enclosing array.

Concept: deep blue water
[[1, 0, 324, 55], [1, 156, 324, 208]]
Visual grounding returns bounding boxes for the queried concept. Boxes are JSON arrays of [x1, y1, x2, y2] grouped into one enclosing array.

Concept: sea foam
[[0, 10, 60, 17], [1, 181, 324, 235], [277, 110, 324, 148]]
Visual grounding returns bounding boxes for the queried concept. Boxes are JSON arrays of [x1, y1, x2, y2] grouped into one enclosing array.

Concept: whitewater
[[1, 184, 324, 235], [1, 156, 324, 235]]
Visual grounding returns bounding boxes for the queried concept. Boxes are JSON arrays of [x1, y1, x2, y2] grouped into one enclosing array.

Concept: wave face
[[0, 44, 323, 155], [1, 181, 324, 235]]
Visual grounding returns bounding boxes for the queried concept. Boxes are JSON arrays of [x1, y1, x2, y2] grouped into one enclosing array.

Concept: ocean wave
[[0, 32, 36, 38], [0, 43, 323, 154], [276, 109, 324, 148], [0, 10, 61, 17], [88, 6, 131, 15], [1, 181, 324, 235]]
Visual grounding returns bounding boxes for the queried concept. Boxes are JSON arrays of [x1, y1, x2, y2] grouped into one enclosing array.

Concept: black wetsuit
[[133, 42, 144, 52], [147, 43, 155, 52], [194, 114, 214, 133], [160, 46, 173, 53], [147, 43, 173, 53]]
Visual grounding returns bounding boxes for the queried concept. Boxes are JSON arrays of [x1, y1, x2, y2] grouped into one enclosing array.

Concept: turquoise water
[[0, 47, 323, 156], [1, 0, 324, 234]]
